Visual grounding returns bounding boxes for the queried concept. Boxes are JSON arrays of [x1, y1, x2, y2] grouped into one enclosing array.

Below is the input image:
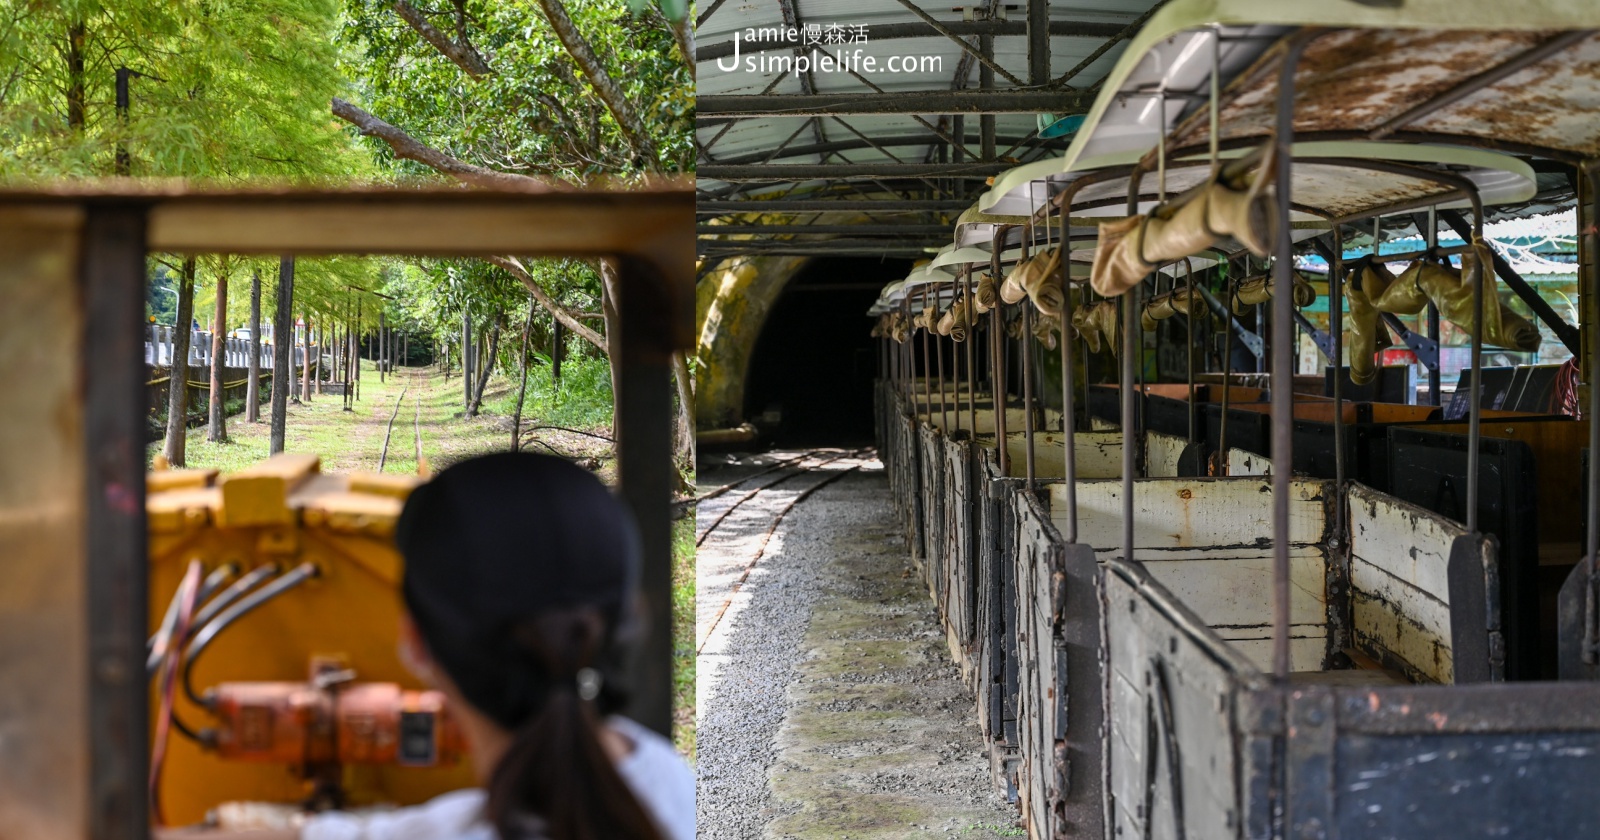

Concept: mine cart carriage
[[873, 1, 1600, 837]]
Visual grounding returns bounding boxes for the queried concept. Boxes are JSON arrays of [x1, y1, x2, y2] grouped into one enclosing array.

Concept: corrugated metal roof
[[697, 0, 1167, 258]]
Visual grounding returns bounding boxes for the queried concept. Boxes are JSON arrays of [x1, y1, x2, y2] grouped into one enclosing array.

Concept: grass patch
[[484, 354, 614, 432], [673, 513, 696, 760]]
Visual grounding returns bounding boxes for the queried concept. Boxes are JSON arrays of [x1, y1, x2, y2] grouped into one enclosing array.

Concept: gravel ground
[[696, 460, 1019, 840], [695, 450, 851, 840]]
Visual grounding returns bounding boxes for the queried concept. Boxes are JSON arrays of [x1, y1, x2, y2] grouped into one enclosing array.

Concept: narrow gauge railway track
[[695, 448, 868, 546], [695, 449, 872, 652], [377, 369, 428, 474], [695, 449, 827, 502]]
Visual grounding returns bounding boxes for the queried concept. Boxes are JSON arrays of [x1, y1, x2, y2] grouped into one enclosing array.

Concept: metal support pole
[[904, 297, 913, 405], [1021, 226, 1038, 489], [1467, 215, 1485, 535], [937, 287, 949, 432], [991, 227, 1009, 473], [1060, 202, 1079, 542], [1120, 276, 1136, 563], [1023, 298, 1037, 489], [1586, 163, 1600, 664], [1331, 227, 1347, 545], [966, 268, 978, 434], [1119, 142, 1141, 564], [1426, 208, 1441, 405], [1270, 36, 1313, 684], [952, 295, 962, 435], [613, 255, 677, 737], [979, 18, 995, 164], [1026, 0, 1049, 86], [82, 205, 150, 840], [922, 286, 932, 423]]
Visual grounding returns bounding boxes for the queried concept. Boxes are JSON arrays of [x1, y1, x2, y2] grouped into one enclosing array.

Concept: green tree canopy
[[0, 0, 365, 179]]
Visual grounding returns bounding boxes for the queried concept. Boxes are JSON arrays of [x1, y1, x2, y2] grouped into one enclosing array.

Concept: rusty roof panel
[[1416, 35, 1600, 157], [1170, 29, 1600, 158]]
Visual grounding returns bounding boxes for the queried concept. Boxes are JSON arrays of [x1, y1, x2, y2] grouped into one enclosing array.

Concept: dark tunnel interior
[[744, 257, 912, 447]]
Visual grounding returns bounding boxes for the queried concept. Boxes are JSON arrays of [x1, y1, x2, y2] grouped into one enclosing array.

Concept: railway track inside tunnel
[[694, 449, 873, 651], [694, 448, 868, 548]]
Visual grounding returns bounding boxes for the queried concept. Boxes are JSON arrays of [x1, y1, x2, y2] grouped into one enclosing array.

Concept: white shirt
[[302, 717, 693, 840]]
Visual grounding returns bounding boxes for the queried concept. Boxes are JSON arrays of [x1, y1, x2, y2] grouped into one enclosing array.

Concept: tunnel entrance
[[744, 256, 910, 447]]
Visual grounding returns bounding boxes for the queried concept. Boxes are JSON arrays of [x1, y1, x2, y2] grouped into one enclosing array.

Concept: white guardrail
[[142, 325, 305, 369]]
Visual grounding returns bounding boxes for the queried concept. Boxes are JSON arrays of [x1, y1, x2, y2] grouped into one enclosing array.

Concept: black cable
[[169, 709, 204, 743], [181, 562, 318, 708], [192, 563, 280, 629], [197, 563, 241, 606], [146, 563, 242, 677]]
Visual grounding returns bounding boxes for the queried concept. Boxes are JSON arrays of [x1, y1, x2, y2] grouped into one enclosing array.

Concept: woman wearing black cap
[[164, 452, 693, 840]]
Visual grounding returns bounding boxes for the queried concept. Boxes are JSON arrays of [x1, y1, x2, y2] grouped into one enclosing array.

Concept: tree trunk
[[345, 322, 357, 411], [477, 323, 489, 383], [301, 315, 312, 401], [671, 350, 694, 468], [314, 323, 323, 394], [666, 11, 693, 77], [353, 327, 360, 401], [488, 255, 606, 352], [354, 299, 362, 403], [207, 268, 229, 442], [162, 258, 197, 466], [246, 270, 262, 422], [600, 260, 623, 434], [379, 312, 386, 383], [66, 22, 86, 131], [468, 318, 500, 417], [512, 298, 536, 451], [552, 318, 564, 382], [462, 310, 473, 410], [269, 257, 294, 454], [532, 0, 657, 163]]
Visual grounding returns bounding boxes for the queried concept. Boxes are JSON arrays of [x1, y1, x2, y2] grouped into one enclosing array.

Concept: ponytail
[[483, 607, 665, 840]]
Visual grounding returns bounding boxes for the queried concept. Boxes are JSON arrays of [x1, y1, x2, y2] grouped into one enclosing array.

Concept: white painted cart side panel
[[1053, 477, 1329, 550], [940, 437, 976, 684], [1104, 570, 1247, 840], [1145, 431, 1190, 478], [1001, 431, 1122, 479], [1107, 668, 1147, 828], [1004, 432, 1060, 479], [1228, 448, 1270, 476], [1141, 553, 1327, 630], [923, 406, 1064, 435], [1227, 637, 1329, 674], [1348, 484, 1463, 609], [1346, 483, 1469, 684], [1014, 497, 1062, 839], [1350, 558, 1454, 684]]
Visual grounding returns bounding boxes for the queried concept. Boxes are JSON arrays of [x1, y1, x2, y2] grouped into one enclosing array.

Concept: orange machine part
[[210, 682, 464, 768], [147, 454, 477, 825]]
